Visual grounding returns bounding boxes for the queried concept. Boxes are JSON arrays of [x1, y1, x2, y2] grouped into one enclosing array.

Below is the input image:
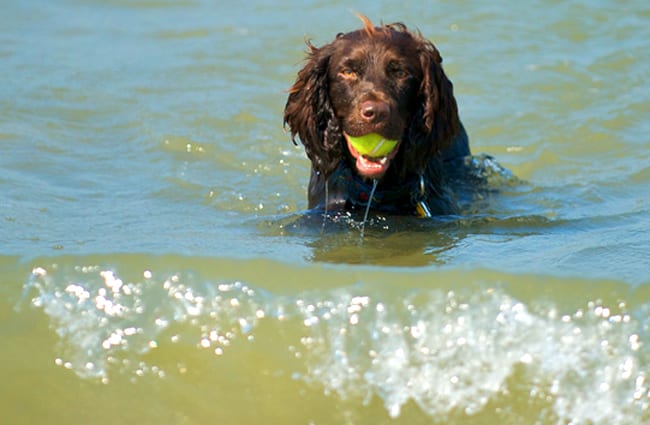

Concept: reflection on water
[[267, 210, 565, 267], [262, 154, 531, 266]]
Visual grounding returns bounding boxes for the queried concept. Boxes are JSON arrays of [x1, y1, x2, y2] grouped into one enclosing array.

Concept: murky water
[[2, 1, 649, 424]]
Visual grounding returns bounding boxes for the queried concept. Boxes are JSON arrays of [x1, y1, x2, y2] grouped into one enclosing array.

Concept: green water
[[2, 1, 649, 424]]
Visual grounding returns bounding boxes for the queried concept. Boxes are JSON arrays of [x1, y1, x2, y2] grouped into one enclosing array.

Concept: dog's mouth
[[344, 132, 401, 179]]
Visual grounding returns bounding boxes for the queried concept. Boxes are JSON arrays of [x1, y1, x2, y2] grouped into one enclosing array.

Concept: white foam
[[23, 266, 650, 423], [292, 288, 650, 423]]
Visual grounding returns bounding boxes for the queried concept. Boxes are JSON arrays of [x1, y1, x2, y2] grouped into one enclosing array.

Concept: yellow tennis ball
[[346, 133, 398, 158]]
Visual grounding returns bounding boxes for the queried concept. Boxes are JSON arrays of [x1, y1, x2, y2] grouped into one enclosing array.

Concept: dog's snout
[[360, 100, 389, 123]]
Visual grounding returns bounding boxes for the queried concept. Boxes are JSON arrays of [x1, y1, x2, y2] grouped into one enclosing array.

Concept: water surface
[[2, 1, 649, 424]]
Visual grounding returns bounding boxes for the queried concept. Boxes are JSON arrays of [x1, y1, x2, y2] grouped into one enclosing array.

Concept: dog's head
[[284, 15, 460, 180]]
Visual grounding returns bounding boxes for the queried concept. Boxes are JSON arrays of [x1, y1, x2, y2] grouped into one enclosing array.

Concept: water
[[2, 1, 649, 424]]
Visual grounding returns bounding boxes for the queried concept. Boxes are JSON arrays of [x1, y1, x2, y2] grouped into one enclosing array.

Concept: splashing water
[[360, 179, 379, 239], [21, 264, 650, 423]]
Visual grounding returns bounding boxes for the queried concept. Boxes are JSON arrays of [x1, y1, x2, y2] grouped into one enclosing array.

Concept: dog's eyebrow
[[385, 58, 410, 68], [339, 56, 366, 69]]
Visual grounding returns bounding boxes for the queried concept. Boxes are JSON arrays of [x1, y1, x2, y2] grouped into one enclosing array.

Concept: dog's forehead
[[331, 29, 416, 59]]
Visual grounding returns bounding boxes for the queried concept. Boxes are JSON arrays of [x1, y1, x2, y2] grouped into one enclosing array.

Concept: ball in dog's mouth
[[344, 132, 400, 179]]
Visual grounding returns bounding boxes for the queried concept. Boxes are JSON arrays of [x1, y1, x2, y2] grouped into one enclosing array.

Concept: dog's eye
[[391, 68, 409, 79], [340, 68, 357, 79], [387, 61, 409, 79]]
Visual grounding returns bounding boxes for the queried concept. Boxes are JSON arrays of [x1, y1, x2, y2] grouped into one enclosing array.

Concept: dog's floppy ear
[[405, 38, 460, 173], [283, 42, 343, 178]]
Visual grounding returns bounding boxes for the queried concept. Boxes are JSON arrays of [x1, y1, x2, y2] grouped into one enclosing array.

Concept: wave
[[19, 255, 650, 424]]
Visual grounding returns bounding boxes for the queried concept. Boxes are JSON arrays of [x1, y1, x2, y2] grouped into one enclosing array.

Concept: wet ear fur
[[283, 42, 343, 178], [404, 38, 460, 174]]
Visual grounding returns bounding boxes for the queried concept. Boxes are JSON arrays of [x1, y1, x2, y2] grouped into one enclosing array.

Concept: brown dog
[[284, 16, 471, 216]]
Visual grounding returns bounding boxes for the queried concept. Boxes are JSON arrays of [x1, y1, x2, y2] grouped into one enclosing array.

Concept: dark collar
[[329, 164, 431, 217]]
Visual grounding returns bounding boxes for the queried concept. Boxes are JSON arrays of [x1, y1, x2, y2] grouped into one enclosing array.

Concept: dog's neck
[[326, 163, 430, 216]]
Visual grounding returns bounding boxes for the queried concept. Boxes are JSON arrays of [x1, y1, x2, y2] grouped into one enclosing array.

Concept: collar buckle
[[414, 175, 432, 218]]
